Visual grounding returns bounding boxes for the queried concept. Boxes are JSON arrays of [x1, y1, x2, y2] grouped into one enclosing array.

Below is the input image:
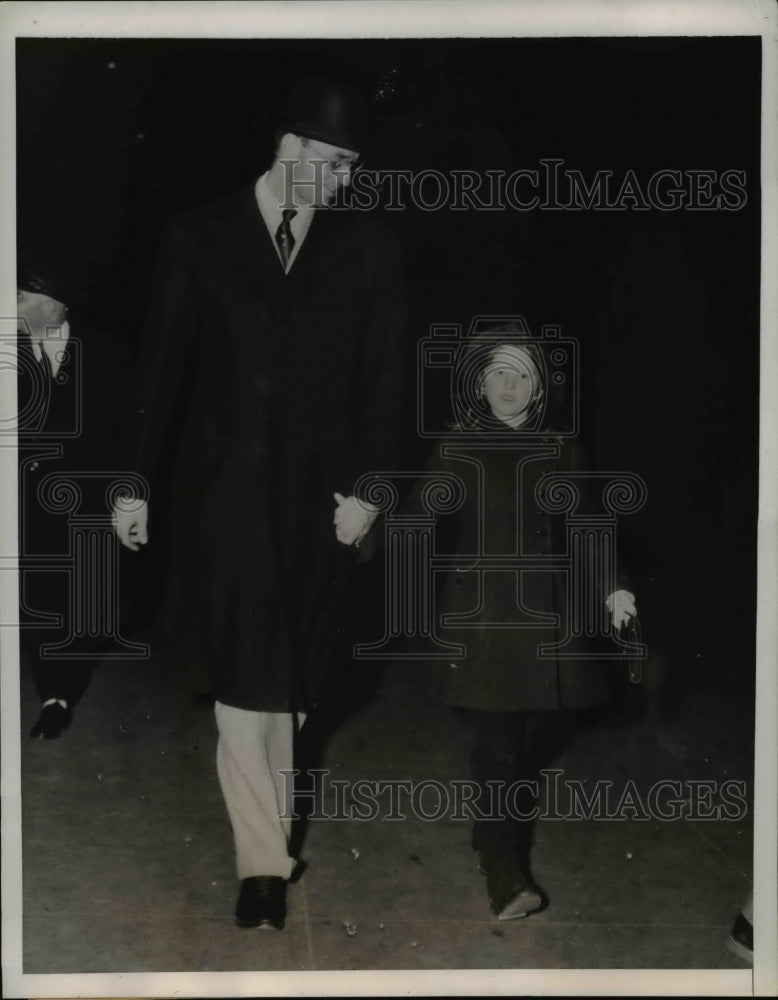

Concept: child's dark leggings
[[465, 707, 578, 871]]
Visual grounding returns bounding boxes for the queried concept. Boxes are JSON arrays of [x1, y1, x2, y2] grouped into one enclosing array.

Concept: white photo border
[[1, 2, 775, 997]]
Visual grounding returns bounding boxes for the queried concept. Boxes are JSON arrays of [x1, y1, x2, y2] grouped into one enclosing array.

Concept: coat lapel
[[283, 206, 350, 286], [199, 185, 353, 296], [204, 184, 286, 295]]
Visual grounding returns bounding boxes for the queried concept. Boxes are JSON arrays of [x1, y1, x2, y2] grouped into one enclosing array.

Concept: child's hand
[[333, 493, 377, 547], [605, 589, 637, 630], [113, 497, 149, 552]]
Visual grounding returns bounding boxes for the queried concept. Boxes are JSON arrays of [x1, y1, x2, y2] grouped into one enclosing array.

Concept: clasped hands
[[333, 492, 377, 547], [113, 498, 148, 551], [606, 589, 638, 631]]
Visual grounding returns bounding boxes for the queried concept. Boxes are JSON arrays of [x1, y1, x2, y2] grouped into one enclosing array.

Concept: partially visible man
[[17, 261, 128, 737], [116, 77, 406, 930]]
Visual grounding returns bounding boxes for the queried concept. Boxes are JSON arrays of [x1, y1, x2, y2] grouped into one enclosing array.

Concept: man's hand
[[113, 498, 149, 551], [333, 492, 377, 547], [605, 589, 637, 631], [17, 289, 69, 373]]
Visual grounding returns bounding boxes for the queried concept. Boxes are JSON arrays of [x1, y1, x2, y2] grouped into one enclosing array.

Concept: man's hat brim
[[270, 76, 368, 152]]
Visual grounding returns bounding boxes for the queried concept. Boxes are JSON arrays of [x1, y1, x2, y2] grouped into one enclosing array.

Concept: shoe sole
[[727, 935, 753, 964], [478, 859, 543, 919], [235, 917, 284, 930], [497, 888, 543, 921]]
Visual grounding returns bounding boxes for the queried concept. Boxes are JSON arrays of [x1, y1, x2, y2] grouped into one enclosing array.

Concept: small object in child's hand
[[620, 615, 643, 684]]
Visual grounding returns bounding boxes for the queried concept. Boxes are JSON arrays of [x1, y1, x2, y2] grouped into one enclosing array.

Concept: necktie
[[275, 209, 297, 270]]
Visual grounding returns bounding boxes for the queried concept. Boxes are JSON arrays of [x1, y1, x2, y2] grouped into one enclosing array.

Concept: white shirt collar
[[255, 172, 315, 272]]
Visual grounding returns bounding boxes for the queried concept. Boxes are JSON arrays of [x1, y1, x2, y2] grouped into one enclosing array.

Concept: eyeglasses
[[300, 136, 361, 172]]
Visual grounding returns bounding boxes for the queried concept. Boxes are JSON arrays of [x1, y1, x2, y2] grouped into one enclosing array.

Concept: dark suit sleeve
[[351, 225, 407, 498], [124, 219, 201, 498]]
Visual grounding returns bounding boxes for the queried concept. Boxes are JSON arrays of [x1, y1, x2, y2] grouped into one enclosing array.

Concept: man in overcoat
[[116, 78, 406, 929]]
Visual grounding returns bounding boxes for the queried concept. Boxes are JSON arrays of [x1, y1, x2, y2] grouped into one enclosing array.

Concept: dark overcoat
[[17, 319, 129, 667], [410, 423, 623, 713], [130, 184, 406, 713]]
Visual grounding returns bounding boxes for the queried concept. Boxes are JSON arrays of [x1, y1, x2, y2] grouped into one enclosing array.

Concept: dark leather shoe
[[235, 876, 287, 930], [30, 701, 72, 739], [477, 852, 542, 920]]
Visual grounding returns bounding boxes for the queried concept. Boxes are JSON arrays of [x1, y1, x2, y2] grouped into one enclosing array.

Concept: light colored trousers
[[214, 701, 305, 880]]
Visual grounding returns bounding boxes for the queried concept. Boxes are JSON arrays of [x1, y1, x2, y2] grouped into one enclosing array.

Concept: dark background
[[16, 36, 761, 715]]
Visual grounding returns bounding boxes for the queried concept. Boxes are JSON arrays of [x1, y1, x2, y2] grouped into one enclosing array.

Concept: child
[[407, 322, 636, 920]]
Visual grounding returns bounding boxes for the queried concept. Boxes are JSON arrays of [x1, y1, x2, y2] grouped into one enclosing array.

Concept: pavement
[[15, 639, 756, 982]]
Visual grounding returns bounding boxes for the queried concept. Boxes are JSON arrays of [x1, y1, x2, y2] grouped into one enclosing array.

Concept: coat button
[[535, 527, 547, 536], [454, 577, 463, 586]]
